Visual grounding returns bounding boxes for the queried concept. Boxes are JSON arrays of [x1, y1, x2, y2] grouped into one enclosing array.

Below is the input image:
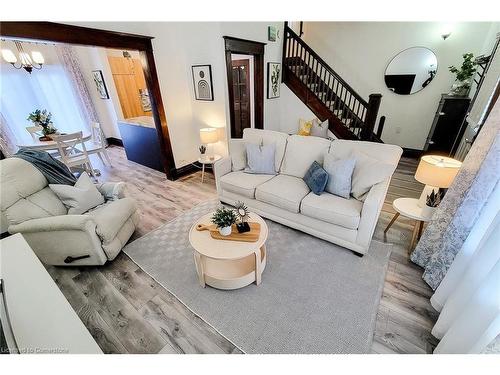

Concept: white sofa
[[0, 157, 139, 266], [214, 128, 402, 255]]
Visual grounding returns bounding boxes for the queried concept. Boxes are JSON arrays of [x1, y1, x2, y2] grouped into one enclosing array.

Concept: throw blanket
[[13, 148, 77, 185]]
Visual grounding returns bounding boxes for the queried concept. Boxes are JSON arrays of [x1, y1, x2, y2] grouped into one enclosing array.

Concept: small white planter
[[218, 226, 232, 236], [422, 205, 436, 220]]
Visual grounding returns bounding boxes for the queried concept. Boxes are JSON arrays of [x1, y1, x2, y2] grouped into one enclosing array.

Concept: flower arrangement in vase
[[211, 207, 237, 236], [448, 53, 477, 97], [27, 109, 57, 140]]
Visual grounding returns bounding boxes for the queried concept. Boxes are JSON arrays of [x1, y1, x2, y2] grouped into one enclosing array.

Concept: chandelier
[[1, 41, 44, 74]]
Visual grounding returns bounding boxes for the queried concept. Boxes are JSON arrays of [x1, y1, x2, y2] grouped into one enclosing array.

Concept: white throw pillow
[[323, 154, 356, 199], [310, 118, 329, 138], [351, 151, 394, 200], [49, 173, 105, 214], [229, 139, 246, 171]]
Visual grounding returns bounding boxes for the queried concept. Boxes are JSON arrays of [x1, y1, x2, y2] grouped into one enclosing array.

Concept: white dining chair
[[26, 125, 60, 157], [83, 122, 112, 166], [53, 131, 97, 179], [26, 126, 43, 140]]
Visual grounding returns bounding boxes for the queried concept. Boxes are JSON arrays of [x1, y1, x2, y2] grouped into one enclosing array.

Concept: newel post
[[362, 93, 382, 140]]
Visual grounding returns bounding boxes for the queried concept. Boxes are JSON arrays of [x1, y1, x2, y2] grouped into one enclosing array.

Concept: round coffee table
[[189, 212, 268, 290]]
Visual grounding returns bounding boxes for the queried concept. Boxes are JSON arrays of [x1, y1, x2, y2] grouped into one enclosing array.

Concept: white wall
[[73, 45, 122, 139], [67, 22, 292, 168], [279, 85, 316, 134], [302, 22, 497, 149]]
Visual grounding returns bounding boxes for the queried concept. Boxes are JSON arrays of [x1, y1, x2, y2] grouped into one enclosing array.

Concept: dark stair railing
[[282, 25, 383, 141]]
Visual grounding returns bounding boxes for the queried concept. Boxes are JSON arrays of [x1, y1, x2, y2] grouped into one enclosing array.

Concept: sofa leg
[[351, 251, 364, 258]]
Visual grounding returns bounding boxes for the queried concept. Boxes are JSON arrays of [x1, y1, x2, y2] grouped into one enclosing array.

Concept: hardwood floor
[[47, 146, 438, 354]]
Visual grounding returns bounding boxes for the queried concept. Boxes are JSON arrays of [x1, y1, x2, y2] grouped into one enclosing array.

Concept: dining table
[[16, 132, 92, 151], [16, 132, 101, 176]]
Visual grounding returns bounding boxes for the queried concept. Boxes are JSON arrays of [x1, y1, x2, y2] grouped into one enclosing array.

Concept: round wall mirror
[[384, 47, 438, 95]]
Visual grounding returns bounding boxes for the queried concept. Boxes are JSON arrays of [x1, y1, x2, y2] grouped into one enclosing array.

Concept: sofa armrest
[[9, 215, 96, 234], [214, 157, 232, 195], [356, 180, 390, 251], [95, 181, 126, 201], [8, 215, 107, 265]]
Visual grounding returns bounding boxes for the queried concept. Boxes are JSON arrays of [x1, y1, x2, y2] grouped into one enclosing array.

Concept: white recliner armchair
[[0, 157, 139, 266]]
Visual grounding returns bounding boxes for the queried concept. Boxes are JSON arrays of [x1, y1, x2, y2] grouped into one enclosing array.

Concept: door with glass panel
[[231, 59, 251, 139]]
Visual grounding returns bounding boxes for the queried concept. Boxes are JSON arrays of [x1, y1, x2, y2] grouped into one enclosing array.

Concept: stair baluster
[[282, 24, 383, 142]]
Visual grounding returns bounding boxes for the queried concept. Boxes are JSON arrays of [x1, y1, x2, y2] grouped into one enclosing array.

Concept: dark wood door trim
[[224, 36, 265, 137], [0, 21, 177, 179]]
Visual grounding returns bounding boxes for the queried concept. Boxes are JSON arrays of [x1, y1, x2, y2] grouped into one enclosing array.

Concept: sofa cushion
[[297, 118, 313, 136], [301, 192, 363, 230], [243, 128, 289, 172], [328, 140, 402, 200], [303, 161, 328, 195], [310, 118, 329, 138], [245, 143, 276, 175], [1, 158, 67, 226], [256, 174, 310, 213], [228, 139, 246, 171], [329, 139, 403, 166], [49, 173, 105, 215], [323, 155, 356, 199], [86, 197, 137, 244], [280, 135, 331, 178], [350, 151, 395, 200], [219, 171, 274, 199]]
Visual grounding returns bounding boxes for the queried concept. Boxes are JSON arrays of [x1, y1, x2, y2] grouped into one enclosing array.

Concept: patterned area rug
[[124, 200, 392, 353]]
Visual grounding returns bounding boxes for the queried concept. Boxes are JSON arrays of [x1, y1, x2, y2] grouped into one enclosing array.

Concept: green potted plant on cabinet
[[449, 53, 477, 97]]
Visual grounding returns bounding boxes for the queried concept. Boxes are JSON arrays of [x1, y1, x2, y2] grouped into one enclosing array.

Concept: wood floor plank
[[47, 267, 128, 354], [73, 270, 167, 353]]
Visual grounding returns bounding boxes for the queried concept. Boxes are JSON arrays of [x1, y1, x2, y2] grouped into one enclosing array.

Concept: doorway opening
[[0, 22, 177, 179], [224, 36, 265, 138]]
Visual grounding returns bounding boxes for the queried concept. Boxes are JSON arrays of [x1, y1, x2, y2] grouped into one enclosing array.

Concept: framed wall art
[[192, 65, 214, 101], [267, 62, 281, 99], [92, 70, 109, 99]]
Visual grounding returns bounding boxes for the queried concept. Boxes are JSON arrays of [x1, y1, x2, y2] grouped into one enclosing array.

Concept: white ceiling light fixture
[[1, 41, 44, 74]]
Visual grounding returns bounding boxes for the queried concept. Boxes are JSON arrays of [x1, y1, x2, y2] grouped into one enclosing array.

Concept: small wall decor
[[139, 88, 152, 111], [92, 70, 109, 99], [268, 26, 277, 42], [267, 62, 281, 99], [192, 65, 214, 101]]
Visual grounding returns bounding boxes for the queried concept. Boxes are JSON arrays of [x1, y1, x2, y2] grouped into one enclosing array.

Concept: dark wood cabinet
[[424, 94, 470, 155]]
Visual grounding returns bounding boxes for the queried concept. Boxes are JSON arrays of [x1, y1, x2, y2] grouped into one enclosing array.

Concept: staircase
[[282, 25, 384, 141]]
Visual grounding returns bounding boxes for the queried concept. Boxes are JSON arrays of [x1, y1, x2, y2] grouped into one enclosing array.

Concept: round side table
[[384, 197, 431, 255], [198, 154, 221, 183]]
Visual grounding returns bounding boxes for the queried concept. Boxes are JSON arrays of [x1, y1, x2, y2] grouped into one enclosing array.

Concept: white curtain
[[430, 181, 500, 353], [0, 48, 91, 146]]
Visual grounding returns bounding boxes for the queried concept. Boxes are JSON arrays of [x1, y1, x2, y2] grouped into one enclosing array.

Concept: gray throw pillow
[[303, 161, 329, 195], [244, 143, 276, 175], [310, 119, 329, 138], [323, 153, 356, 199], [49, 172, 105, 214]]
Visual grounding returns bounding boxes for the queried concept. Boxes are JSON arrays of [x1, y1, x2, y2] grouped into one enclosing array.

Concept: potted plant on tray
[[27, 109, 58, 140], [211, 207, 237, 236], [423, 189, 442, 219]]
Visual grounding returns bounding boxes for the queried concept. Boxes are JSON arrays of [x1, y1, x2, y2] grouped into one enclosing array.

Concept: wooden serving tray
[[195, 222, 261, 242]]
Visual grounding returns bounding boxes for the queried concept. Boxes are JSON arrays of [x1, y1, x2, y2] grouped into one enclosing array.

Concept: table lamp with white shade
[[414, 155, 462, 208], [199, 127, 218, 161]]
